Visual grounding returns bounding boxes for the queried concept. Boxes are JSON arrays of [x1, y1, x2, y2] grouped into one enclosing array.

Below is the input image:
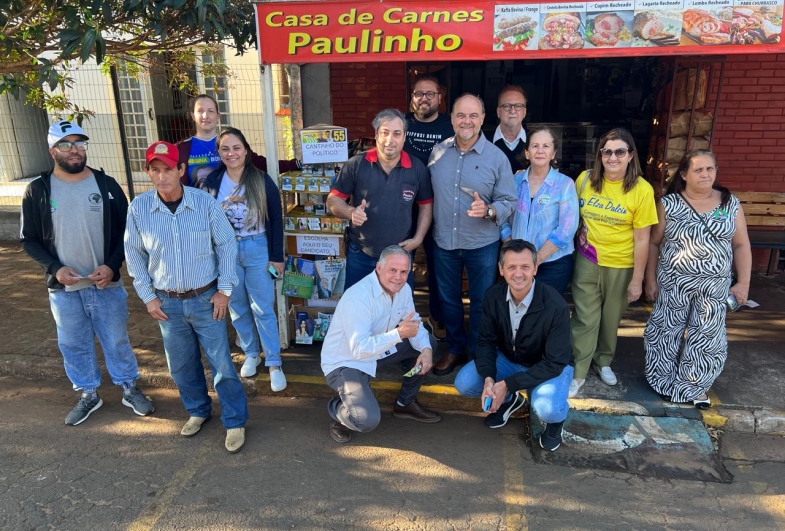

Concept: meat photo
[[590, 13, 626, 47], [539, 13, 585, 49], [682, 9, 730, 44], [634, 11, 665, 39]]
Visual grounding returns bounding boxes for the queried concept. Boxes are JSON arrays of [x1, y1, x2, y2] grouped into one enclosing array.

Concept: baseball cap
[[47, 120, 89, 148], [145, 141, 179, 169]]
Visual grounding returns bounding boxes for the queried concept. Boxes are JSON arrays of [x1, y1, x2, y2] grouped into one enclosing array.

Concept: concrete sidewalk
[[1, 241, 784, 435]]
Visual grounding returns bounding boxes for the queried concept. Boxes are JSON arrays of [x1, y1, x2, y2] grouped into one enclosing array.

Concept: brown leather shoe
[[329, 421, 352, 443], [432, 353, 466, 376], [393, 400, 442, 423]]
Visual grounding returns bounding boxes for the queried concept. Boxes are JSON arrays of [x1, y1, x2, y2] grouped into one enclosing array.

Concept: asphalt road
[[1, 375, 783, 531]]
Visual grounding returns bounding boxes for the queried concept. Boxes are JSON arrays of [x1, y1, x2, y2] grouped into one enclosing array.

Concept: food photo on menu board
[[681, 2, 733, 44], [632, 0, 684, 46], [584, 1, 635, 47], [539, 4, 587, 49], [730, 3, 783, 44], [494, 4, 540, 50]]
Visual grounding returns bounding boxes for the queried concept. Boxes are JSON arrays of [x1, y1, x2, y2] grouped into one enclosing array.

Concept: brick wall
[[330, 62, 408, 139], [713, 54, 785, 194]]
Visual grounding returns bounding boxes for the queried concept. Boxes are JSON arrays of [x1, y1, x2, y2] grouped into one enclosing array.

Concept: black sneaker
[[539, 421, 565, 452], [65, 393, 103, 426], [484, 393, 526, 429], [122, 387, 155, 416]]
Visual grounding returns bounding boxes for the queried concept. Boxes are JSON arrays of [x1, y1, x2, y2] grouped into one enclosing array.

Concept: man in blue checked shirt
[[124, 141, 248, 454]]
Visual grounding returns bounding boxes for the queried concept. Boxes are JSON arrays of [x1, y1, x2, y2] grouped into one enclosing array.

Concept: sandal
[[693, 396, 711, 410]]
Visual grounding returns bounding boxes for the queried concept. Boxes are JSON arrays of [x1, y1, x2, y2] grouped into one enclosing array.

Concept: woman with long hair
[[177, 94, 299, 187], [202, 127, 287, 391], [643, 150, 751, 409], [569, 128, 658, 398], [501, 125, 579, 294]]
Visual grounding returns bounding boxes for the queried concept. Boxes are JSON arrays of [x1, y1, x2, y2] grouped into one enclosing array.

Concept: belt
[[156, 280, 217, 299]]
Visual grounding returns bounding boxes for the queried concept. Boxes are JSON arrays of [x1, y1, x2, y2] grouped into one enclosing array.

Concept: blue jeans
[[454, 352, 573, 424], [433, 241, 499, 357], [344, 241, 414, 292], [535, 253, 574, 296], [48, 285, 140, 393], [231, 234, 281, 366], [157, 286, 248, 429]]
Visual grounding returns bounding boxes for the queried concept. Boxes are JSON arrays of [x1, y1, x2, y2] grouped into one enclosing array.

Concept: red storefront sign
[[255, 0, 785, 63]]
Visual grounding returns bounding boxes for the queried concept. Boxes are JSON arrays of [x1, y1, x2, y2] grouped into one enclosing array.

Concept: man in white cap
[[124, 141, 247, 453], [20, 120, 155, 426]]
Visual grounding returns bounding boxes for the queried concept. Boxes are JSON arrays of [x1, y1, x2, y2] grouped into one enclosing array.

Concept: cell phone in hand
[[403, 364, 422, 377], [268, 265, 279, 278], [483, 396, 493, 412]]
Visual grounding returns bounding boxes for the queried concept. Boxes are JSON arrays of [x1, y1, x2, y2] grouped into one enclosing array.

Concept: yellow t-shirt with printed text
[[575, 170, 658, 268]]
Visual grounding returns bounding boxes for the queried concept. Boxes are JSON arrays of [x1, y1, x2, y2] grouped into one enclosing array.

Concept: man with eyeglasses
[[403, 74, 455, 342], [492, 86, 528, 174], [20, 120, 155, 426], [428, 94, 517, 376]]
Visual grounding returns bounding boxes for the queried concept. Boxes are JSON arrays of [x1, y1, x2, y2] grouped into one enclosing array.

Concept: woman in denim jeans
[[202, 127, 287, 391], [501, 126, 579, 295]]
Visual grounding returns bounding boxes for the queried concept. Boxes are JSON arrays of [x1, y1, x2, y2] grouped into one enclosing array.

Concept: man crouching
[[321, 245, 441, 443]]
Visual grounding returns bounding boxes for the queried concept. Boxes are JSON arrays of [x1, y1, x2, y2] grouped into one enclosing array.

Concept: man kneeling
[[321, 245, 441, 443], [454, 239, 573, 451]]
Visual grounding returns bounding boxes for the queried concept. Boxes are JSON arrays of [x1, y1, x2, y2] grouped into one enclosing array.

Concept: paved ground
[[1, 376, 784, 531]]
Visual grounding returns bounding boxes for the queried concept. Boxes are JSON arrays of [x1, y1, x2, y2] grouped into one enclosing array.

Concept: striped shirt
[[124, 185, 238, 303]]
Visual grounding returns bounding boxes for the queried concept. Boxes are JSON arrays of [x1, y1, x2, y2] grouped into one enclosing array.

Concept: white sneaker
[[269, 367, 287, 392], [240, 356, 261, 378], [568, 378, 585, 398], [595, 365, 618, 386]]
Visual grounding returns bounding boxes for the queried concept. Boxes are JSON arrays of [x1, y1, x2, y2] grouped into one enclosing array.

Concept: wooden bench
[[736, 191, 785, 275]]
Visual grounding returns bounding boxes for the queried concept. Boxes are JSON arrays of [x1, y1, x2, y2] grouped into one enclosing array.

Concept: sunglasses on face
[[55, 141, 89, 152], [600, 148, 631, 158], [412, 91, 438, 100], [498, 103, 526, 112]]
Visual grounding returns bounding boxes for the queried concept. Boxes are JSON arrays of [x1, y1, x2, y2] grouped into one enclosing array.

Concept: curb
[[3, 358, 783, 435]]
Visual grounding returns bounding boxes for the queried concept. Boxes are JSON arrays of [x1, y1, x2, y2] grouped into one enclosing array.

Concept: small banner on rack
[[256, 0, 785, 63], [296, 235, 342, 256], [301, 124, 349, 164]]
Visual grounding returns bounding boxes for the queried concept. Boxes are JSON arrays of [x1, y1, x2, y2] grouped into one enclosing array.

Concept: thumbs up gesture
[[396, 311, 421, 339], [468, 191, 488, 218], [351, 199, 368, 226]]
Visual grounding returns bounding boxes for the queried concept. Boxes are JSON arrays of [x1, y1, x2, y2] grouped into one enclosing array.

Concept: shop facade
[[256, 0, 785, 273]]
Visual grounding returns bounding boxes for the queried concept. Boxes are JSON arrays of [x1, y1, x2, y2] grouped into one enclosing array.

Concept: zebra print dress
[[643, 192, 739, 402]]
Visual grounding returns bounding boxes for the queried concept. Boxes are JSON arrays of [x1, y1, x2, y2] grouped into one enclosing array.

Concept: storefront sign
[[255, 0, 785, 62], [296, 235, 341, 256]]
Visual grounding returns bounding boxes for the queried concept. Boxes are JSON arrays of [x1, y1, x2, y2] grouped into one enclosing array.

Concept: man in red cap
[[124, 141, 248, 454]]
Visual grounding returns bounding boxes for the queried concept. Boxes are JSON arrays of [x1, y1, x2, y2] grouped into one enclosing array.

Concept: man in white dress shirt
[[321, 245, 441, 443]]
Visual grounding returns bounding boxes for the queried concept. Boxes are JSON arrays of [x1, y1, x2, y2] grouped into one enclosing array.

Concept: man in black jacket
[[454, 239, 573, 451], [20, 120, 154, 426]]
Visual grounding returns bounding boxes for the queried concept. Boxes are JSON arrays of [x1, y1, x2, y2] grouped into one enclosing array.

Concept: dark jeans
[[325, 340, 424, 433], [434, 240, 499, 358], [535, 253, 574, 296], [421, 229, 443, 323], [344, 241, 414, 292]]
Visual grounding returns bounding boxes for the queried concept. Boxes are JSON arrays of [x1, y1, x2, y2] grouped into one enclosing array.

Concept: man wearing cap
[[124, 141, 248, 453], [20, 120, 154, 426]]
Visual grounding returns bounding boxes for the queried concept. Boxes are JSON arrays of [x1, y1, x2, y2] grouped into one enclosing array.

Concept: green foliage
[[0, 0, 256, 117]]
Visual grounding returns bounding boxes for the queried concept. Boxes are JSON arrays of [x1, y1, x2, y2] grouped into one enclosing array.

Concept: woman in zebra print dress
[[643, 150, 751, 408]]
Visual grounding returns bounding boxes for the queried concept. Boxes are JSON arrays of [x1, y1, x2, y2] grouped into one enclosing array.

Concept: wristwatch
[[485, 205, 495, 220], [219, 290, 232, 297]]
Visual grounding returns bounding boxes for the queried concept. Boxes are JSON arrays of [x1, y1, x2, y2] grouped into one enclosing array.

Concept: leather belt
[[156, 280, 217, 299]]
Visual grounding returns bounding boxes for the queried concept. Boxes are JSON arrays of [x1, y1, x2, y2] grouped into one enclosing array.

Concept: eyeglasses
[[412, 91, 438, 100], [498, 103, 526, 112], [600, 148, 631, 158], [55, 141, 89, 152]]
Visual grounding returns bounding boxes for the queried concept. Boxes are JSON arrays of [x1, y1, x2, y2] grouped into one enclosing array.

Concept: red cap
[[145, 141, 179, 169]]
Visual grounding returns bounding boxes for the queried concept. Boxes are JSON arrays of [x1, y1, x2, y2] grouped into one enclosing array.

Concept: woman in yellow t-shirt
[[568, 128, 658, 398]]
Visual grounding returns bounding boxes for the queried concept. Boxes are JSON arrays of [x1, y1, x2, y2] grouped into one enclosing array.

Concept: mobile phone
[[482, 397, 493, 412], [268, 265, 279, 278], [403, 364, 422, 377]]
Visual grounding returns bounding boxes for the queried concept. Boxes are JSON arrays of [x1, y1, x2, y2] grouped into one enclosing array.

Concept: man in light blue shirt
[[125, 141, 248, 454]]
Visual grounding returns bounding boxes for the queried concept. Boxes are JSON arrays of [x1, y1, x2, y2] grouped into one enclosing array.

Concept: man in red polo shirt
[[327, 108, 433, 291]]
